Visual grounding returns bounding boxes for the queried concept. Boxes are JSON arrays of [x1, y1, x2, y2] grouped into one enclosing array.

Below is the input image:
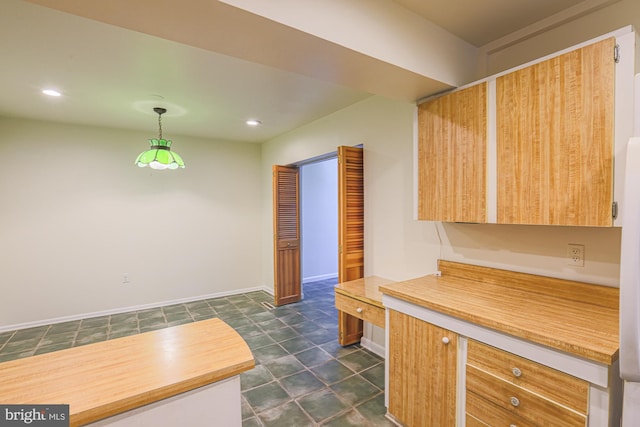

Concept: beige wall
[[220, 0, 479, 88], [483, 0, 640, 75], [0, 117, 263, 328], [441, 224, 621, 287], [260, 96, 442, 290], [3, 2, 632, 331], [261, 95, 622, 288], [260, 94, 623, 348]]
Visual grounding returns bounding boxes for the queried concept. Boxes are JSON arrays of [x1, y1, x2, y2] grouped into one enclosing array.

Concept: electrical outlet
[[567, 244, 585, 267], [123, 273, 130, 284]]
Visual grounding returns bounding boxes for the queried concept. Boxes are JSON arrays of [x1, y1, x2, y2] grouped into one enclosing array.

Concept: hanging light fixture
[[135, 107, 185, 170]]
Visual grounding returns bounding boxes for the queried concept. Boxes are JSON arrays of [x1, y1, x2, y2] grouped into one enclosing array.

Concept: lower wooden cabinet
[[386, 311, 617, 426], [466, 339, 588, 426], [387, 309, 458, 426], [467, 365, 587, 426], [466, 391, 535, 427], [383, 263, 621, 426]]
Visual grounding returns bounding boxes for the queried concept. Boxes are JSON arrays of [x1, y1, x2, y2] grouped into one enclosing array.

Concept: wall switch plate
[[567, 244, 585, 267]]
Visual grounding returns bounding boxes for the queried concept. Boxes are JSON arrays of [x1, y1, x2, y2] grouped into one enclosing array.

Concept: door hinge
[[613, 201, 618, 219], [614, 44, 620, 63]]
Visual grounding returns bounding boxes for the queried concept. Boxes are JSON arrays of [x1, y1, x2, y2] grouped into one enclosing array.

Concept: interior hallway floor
[[0, 278, 393, 427]]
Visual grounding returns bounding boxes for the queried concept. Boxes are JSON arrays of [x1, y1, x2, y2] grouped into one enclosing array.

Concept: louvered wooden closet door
[[338, 146, 364, 283], [337, 146, 365, 345], [273, 165, 301, 306]]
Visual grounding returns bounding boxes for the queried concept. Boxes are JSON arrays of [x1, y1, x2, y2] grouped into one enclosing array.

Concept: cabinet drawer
[[467, 390, 535, 427], [465, 411, 490, 427], [466, 365, 587, 427], [467, 339, 588, 413], [335, 293, 385, 328]]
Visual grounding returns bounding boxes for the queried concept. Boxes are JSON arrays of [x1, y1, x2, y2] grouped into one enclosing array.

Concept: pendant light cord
[[153, 107, 167, 140]]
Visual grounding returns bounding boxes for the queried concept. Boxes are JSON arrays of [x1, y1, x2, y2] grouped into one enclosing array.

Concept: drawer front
[[467, 339, 588, 413], [466, 365, 587, 427], [465, 412, 490, 427], [335, 293, 385, 328], [467, 390, 535, 427]]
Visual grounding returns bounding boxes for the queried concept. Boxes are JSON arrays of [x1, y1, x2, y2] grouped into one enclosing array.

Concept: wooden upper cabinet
[[417, 82, 488, 223], [496, 37, 616, 226]]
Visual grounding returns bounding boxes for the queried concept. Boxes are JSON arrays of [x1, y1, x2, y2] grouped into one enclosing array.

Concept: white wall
[[440, 224, 621, 287], [0, 117, 263, 328], [300, 158, 338, 282], [261, 96, 443, 289], [261, 96, 443, 349], [263, 94, 622, 288], [220, 0, 479, 87], [483, 0, 640, 75], [260, 95, 624, 350]]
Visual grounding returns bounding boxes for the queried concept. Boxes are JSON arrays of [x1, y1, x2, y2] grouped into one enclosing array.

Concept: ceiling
[[0, 0, 615, 143], [395, 0, 609, 47]]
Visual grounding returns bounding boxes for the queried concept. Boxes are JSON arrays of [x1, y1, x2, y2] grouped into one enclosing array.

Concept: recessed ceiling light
[[246, 119, 262, 126], [42, 89, 62, 97]]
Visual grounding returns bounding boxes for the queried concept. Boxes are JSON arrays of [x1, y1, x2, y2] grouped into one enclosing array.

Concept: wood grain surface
[[338, 146, 365, 282], [496, 37, 615, 226], [335, 293, 385, 328], [466, 391, 535, 427], [380, 260, 619, 365], [388, 309, 458, 426], [417, 82, 487, 222], [467, 339, 588, 413], [334, 275, 392, 308], [467, 365, 587, 426], [0, 318, 254, 426], [273, 164, 302, 305]]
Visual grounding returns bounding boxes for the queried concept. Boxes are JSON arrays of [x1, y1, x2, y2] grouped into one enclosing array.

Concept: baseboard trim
[[0, 285, 271, 333], [302, 273, 338, 283], [361, 337, 386, 359]]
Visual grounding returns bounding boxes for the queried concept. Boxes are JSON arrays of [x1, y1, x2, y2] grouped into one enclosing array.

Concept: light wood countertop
[[380, 261, 619, 366], [0, 318, 254, 426], [334, 276, 394, 308]]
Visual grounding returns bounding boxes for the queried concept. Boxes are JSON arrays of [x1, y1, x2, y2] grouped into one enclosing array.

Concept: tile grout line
[[245, 346, 385, 424], [32, 325, 52, 354], [1, 282, 392, 426]]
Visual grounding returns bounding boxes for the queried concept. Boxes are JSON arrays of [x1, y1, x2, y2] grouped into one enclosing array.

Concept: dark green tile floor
[[0, 278, 393, 426]]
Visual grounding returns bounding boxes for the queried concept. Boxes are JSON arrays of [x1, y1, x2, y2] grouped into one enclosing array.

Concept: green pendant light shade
[[135, 107, 185, 170], [135, 138, 185, 170]]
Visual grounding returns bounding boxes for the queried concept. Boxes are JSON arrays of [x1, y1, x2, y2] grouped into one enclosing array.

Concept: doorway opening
[[300, 157, 338, 298], [273, 145, 363, 308]]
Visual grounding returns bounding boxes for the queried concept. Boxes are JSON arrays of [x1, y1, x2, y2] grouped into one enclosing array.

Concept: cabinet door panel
[[496, 37, 615, 226], [388, 309, 458, 426], [418, 83, 487, 222]]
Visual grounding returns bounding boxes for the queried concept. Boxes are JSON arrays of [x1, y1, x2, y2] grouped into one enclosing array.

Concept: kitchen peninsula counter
[[0, 318, 254, 426], [381, 260, 622, 426], [380, 260, 619, 365]]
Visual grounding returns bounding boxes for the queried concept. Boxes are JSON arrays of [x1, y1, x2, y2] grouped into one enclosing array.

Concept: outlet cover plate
[[567, 244, 585, 267]]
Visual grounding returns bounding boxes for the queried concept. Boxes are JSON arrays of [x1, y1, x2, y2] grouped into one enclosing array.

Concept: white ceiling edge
[[479, 0, 622, 55], [218, 0, 479, 88], [24, 0, 461, 97]]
